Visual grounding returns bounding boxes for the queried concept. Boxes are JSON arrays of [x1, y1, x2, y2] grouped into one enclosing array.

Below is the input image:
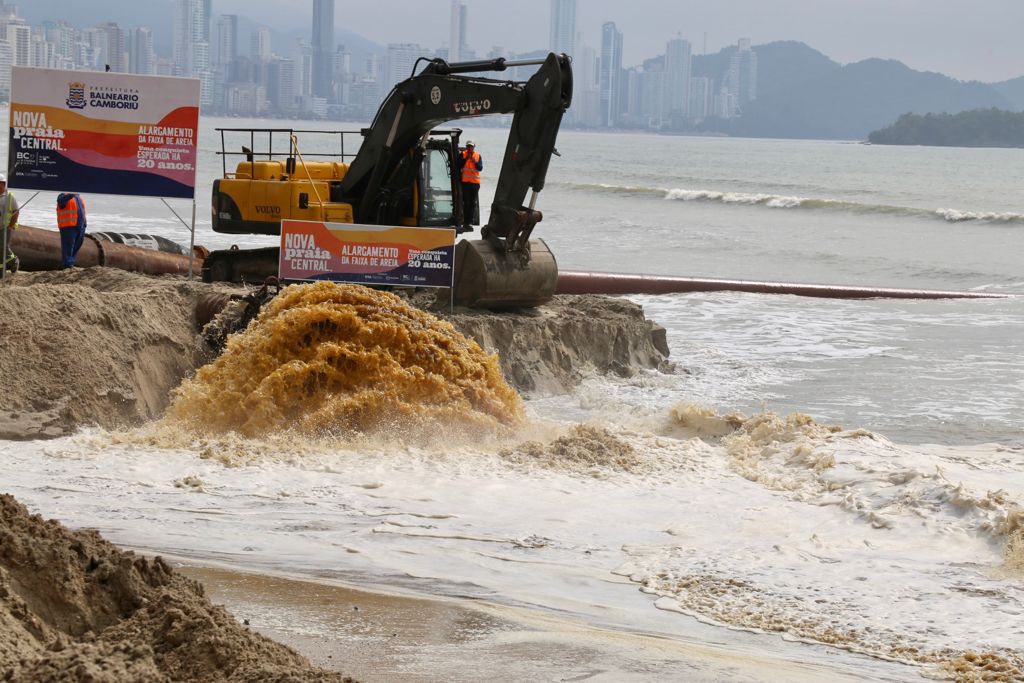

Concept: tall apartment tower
[[312, 0, 334, 99], [251, 28, 271, 62], [4, 19, 30, 67], [214, 15, 238, 70], [173, 0, 207, 73], [727, 38, 757, 110], [549, 0, 575, 56], [129, 27, 156, 75], [449, 0, 467, 63], [97, 23, 127, 73], [599, 22, 623, 128], [387, 43, 424, 86], [663, 36, 692, 120]]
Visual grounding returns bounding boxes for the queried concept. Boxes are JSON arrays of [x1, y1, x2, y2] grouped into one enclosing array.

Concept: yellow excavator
[[204, 52, 572, 308]]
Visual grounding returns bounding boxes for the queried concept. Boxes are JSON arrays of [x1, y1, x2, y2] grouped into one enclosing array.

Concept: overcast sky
[[211, 0, 1023, 83]]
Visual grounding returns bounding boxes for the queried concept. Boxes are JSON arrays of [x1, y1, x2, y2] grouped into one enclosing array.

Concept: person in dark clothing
[[458, 140, 482, 233], [56, 193, 87, 269]]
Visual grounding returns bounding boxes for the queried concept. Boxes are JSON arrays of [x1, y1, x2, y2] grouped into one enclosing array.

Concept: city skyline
[[202, 0, 1023, 84], [16, 1, 1024, 84], [3, 0, 1020, 137]]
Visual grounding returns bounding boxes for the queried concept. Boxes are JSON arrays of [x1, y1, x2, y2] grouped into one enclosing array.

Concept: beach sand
[[179, 563, 911, 683]]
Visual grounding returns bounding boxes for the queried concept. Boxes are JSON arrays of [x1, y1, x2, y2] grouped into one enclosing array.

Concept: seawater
[[4, 117, 1024, 680]]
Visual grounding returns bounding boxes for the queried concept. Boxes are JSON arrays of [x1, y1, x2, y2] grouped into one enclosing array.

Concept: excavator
[[204, 52, 573, 308]]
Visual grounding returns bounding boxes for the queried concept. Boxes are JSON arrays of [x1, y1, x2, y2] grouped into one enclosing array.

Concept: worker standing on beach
[[458, 140, 482, 233], [0, 173, 20, 275], [56, 192, 87, 269]]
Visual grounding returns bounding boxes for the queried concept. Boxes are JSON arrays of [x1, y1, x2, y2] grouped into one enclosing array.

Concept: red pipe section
[[8, 225, 205, 276], [556, 271, 1012, 300]]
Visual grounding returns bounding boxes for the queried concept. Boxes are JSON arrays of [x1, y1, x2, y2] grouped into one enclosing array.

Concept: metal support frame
[[160, 197, 197, 279]]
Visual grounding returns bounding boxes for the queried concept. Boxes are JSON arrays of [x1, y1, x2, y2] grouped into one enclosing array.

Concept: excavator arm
[[342, 52, 573, 251]]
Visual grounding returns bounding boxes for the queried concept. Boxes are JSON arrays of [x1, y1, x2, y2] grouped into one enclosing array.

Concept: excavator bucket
[[452, 238, 558, 309]]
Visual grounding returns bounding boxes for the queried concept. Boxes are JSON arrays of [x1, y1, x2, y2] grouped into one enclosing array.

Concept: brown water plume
[[166, 282, 523, 441]]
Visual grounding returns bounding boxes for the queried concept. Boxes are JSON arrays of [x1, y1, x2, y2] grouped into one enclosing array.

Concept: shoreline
[[174, 559, 918, 682]]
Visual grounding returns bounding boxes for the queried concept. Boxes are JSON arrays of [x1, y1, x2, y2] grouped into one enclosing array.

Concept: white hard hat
[[0, 173, 6, 183], [465, 140, 475, 146]]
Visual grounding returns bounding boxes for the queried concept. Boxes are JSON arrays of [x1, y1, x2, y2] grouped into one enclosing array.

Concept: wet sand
[[178, 562, 918, 683]]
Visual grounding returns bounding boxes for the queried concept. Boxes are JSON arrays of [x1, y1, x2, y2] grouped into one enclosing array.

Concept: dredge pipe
[[9, 225, 204, 276], [556, 271, 1012, 300]]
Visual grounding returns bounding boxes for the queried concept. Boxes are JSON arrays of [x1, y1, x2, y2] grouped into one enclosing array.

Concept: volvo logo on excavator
[[430, 86, 442, 105], [453, 99, 491, 114], [255, 205, 281, 215]]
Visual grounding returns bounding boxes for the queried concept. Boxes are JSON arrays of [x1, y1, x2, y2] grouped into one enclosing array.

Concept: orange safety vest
[[57, 197, 80, 229], [461, 150, 481, 184]]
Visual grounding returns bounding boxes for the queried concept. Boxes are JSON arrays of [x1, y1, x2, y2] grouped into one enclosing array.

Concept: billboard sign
[[7, 67, 200, 199], [280, 220, 456, 288]]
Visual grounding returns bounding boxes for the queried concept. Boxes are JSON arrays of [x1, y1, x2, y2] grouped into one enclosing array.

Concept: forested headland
[[867, 109, 1024, 147]]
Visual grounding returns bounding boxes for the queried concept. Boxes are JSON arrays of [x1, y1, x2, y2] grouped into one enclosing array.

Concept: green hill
[[868, 109, 1024, 147]]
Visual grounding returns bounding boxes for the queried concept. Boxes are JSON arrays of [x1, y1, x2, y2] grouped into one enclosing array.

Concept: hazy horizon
[[209, 0, 1023, 83]]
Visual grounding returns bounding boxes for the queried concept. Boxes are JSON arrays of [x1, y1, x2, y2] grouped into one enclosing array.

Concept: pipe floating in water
[[9, 225, 205, 276], [556, 271, 1012, 300]]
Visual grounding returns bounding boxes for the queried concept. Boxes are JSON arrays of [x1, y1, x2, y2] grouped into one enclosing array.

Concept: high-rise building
[[30, 33, 54, 69], [449, 1, 467, 63], [42, 20, 75, 62], [173, 0, 213, 103], [267, 57, 298, 114], [727, 38, 757, 111], [689, 76, 712, 120], [0, 41, 11, 97], [663, 36, 692, 120], [214, 14, 238, 70], [572, 40, 601, 127], [130, 27, 156, 75], [549, 0, 575, 56], [251, 28, 271, 62], [97, 22, 127, 72], [4, 19, 30, 67], [599, 22, 623, 128], [312, 0, 334, 99], [79, 27, 107, 71], [386, 43, 425, 86], [638, 55, 665, 128]]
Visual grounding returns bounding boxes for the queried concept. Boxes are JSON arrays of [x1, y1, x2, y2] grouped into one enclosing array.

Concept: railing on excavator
[[215, 128, 365, 178]]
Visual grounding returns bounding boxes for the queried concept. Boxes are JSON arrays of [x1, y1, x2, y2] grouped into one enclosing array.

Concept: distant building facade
[[600, 22, 623, 128], [549, 0, 575, 57], [312, 0, 334, 99]]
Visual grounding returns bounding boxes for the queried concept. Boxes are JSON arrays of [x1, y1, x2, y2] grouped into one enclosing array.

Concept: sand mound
[[0, 268, 235, 440], [0, 493, 355, 682]]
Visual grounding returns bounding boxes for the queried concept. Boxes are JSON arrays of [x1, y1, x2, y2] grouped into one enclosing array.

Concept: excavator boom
[[343, 52, 572, 252]]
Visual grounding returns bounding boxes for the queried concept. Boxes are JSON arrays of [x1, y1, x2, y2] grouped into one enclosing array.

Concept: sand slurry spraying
[[0, 268, 668, 441]]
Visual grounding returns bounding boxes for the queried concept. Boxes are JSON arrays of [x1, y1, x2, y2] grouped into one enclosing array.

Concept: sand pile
[[449, 294, 670, 395], [0, 269, 235, 440], [0, 493, 355, 682]]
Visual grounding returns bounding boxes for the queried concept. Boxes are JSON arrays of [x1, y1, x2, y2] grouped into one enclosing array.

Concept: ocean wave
[[557, 181, 1024, 224]]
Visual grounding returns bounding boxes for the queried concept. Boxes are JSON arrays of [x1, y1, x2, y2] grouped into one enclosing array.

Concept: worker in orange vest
[[56, 193, 87, 269], [458, 140, 483, 233]]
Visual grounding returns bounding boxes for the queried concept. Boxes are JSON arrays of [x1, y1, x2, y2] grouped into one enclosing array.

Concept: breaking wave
[[559, 181, 1024, 224]]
